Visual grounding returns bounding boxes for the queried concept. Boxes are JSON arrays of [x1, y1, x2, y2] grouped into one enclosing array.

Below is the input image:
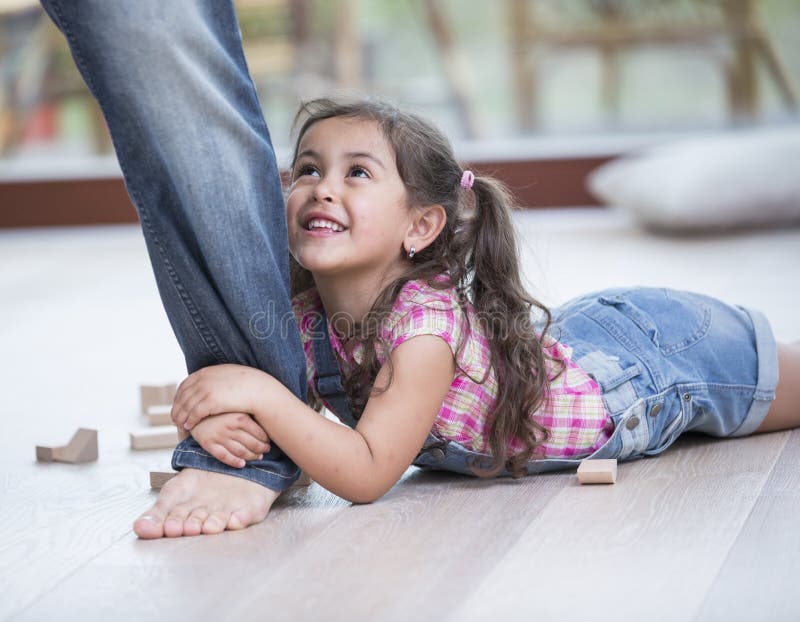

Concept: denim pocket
[[597, 288, 712, 356], [573, 349, 643, 414]]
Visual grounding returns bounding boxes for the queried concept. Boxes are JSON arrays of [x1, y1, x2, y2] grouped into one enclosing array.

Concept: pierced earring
[[407, 245, 416, 259]]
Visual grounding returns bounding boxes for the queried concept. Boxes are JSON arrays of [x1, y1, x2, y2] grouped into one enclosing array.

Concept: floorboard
[[695, 428, 800, 622], [451, 433, 787, 622]]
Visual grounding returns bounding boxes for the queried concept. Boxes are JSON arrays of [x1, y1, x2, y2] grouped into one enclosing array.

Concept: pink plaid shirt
[[292, 277, 613, 459]]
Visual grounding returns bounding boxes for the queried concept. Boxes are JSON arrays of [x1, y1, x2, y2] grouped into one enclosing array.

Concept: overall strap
[[310, 311, 358, 429]]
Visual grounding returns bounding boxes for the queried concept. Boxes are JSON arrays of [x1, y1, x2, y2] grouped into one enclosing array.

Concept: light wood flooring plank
[[449, 432, 788, 622], [13, 467, 569, 622], [9, 475, 349, 621], [224, 469, 570, 622], [695, 428, 800, 622], [0, 458, 163, 620]]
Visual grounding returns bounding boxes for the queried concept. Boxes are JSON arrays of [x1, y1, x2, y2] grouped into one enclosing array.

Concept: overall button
[[649, 403, 662, 418], [429, 448, 446, 461], [626, 416, 640, 430]]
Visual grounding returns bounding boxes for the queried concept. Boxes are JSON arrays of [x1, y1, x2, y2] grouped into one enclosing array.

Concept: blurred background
[[2, 0, 798, 155], [0, 0, 798, 226]]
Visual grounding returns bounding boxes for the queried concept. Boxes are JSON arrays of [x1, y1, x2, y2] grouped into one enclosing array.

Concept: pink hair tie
[[460, 170, 475, 189]]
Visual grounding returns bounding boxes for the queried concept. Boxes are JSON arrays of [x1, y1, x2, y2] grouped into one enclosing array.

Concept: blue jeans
[[41, 0, 306, 491]]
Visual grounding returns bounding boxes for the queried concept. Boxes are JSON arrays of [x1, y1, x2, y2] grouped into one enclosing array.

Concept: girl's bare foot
[[133, 468, 281, 539]]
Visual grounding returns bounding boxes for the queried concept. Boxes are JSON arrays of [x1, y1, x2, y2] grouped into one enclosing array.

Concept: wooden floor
[[1, 208, 799, 622]]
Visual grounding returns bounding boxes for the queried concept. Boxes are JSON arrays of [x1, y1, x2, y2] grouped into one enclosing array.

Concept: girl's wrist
[[250, 371, 286, 425]]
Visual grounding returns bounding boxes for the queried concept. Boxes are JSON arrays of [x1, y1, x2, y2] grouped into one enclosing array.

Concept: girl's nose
[[312, 177, 336, 203]]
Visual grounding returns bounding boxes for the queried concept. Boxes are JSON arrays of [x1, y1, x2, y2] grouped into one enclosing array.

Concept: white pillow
[[587, 127, 800, 232]]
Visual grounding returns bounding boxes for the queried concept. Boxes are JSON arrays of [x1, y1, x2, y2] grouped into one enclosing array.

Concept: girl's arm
[[173, 335, 455, 503], [254, 334, 455, 502]]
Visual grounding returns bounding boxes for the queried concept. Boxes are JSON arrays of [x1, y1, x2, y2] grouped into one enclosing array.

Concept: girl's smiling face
[[286, 116, 413, 282]]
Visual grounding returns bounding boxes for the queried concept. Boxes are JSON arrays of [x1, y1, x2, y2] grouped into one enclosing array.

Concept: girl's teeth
[[308, 219, 344, 232]]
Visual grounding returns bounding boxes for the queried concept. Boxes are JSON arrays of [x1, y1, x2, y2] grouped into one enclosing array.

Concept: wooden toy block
[[146, 404, 173, 426], [139, 382, 177, 414], [35, 446, 57, 462], [36, 428, 98, 464], [130, 426, 179, 450], [150, 471, 178, 490], [577, 459, 617, 485]]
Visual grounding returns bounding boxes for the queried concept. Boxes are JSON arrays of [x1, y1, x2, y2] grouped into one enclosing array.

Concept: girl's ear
[[404, 204, 446, 255]]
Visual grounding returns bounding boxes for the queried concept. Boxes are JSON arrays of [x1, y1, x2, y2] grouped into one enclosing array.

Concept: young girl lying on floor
[[170, 97, 800, 504]]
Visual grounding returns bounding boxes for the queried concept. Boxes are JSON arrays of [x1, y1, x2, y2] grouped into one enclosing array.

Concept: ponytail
[[461, 175, 563, 478]]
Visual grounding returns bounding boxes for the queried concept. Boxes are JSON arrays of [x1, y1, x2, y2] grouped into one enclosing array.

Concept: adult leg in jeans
[[39, 0, 307, 537]]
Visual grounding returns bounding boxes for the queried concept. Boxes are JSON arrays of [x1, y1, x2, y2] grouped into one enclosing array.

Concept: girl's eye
[[349, 165, 369, 178], [294, 164, 319, 178]]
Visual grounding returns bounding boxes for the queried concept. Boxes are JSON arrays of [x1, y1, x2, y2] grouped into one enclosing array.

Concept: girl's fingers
[[183, 393, 215, 429], [224, 439, 262, 463], [172, 401, 195, 429], [233, 429, 270, 455], [171, 384, 199, 427], [171, 398, 186, 428], [173, 371, 211, 425], [239, 416, 269, 443], [208, 443, 247, 469]]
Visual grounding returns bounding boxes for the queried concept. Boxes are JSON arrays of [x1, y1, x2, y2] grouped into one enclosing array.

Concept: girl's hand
[[171, 364, 271, 431], [190, 412, 271, 469]]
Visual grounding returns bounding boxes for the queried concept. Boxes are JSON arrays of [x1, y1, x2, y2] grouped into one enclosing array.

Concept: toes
[[183, 507, 210, 537], [163, 504, 193, 538], [133, 510, 166, 539], [202, 510, 230, 535], [134, 471, 197, 539], [228, 508, 253, 531]]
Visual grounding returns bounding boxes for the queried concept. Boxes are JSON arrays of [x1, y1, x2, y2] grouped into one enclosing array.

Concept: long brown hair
[[288, 97, 564, 478]]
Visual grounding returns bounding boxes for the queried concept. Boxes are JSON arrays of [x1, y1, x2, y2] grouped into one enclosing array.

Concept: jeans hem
[[172, 446, 302, 492], [731, 306, 779, 437]]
